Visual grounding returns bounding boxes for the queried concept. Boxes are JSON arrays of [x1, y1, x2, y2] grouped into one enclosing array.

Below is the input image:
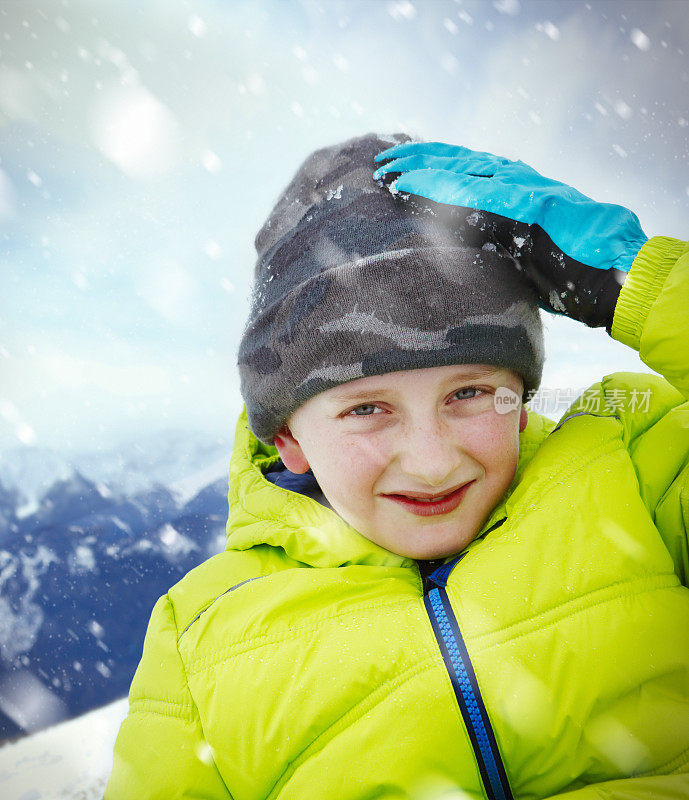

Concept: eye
[[346, 403, 381, 417], [453, 386, 484, 401]]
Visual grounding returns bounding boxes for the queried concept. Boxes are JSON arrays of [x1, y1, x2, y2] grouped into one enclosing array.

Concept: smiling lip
[[383, 481, 475, 517]]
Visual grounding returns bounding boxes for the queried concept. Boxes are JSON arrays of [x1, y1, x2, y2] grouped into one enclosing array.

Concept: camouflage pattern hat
[[237, 132, 545, 446]]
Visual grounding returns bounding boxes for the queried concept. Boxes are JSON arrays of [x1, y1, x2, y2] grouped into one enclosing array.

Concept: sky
[[1, 0, 688, 454]]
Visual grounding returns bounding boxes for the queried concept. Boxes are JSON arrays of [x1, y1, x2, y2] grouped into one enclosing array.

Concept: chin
[[394, 537, 474, 561]]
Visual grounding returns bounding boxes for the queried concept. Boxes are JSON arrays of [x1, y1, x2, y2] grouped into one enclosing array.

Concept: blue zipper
[[421, 549, 514, 800]]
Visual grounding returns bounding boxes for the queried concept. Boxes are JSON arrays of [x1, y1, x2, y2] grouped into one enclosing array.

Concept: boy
[[105, 133, 689, 799]]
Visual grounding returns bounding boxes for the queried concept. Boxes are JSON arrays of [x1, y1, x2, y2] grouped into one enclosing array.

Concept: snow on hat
[[237, 132, 545, 446]]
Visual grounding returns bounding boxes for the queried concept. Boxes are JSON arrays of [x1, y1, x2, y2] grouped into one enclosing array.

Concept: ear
[[272, 424, 311, 474], [519, 406, 528, 433]]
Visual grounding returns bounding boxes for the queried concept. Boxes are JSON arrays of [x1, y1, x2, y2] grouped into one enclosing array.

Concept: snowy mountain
[[0, 430, 233, 741], [0, 428, 232, 516]]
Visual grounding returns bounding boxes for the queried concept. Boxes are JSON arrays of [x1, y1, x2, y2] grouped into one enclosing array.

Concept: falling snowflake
[[27, 169, 42, 187], [196, 741, 214, 764], [493, 0, 520, 14], [202, 149, 221, 173], [204, 241, 222, 259], [0, 167, 15, 218], [614, 100, 632, 120], [95, 662, 112, 679], [630, 28, 650, 51], [387, 1, 416, 21], [536, 21, 560, 41], [188, 15, 207, 37]]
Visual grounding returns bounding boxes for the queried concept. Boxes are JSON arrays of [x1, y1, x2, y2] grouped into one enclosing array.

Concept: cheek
[[464, 415, 520, 470], [336, 436, 386, 480], [310, 434, 386, 497]]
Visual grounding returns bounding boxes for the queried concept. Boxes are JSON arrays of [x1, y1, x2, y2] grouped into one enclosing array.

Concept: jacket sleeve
[[540, 241, 689, 795], [610, 235, 689, 399], [604, 236, 689, 586], [562, 237, 689, 585], [103, 594, 231, 800]]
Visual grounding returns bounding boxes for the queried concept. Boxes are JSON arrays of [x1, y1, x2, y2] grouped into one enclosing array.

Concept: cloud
[[0, 336, 241, 449]]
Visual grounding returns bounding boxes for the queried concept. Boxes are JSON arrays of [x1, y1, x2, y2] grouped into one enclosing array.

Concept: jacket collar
[[225, 405, 552, 570]]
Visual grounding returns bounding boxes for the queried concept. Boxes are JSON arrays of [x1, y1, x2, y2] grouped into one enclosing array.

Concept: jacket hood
[[225, 404, 554, 569]]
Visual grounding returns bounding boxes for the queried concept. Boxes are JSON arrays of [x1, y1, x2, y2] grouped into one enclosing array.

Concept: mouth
[[382, 481, 475, 517]]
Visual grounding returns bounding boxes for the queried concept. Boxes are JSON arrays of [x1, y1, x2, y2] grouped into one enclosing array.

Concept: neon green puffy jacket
[[105, 236, 689, 800]]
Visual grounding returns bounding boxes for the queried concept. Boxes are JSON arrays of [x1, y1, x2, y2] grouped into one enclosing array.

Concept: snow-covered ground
[[0, 697, 127, 800]]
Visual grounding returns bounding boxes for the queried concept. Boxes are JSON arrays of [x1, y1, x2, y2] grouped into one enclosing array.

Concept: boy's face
[[273, 363, 528, 560]]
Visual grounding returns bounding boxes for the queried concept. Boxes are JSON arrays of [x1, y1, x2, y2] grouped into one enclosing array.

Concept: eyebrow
[[330, 367, 501, 401]]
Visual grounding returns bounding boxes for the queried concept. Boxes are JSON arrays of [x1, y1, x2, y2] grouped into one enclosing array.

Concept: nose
[[395, 415, 469, 488]]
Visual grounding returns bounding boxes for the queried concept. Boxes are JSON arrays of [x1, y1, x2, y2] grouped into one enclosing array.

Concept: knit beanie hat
[[237, 132, 545, 446]]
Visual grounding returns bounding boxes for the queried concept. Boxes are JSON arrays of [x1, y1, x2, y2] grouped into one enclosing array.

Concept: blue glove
[[373, 142, 648, 330]]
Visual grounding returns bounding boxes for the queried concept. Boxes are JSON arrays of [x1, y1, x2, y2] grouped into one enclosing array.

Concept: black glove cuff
[[602, 269, 625, 335]]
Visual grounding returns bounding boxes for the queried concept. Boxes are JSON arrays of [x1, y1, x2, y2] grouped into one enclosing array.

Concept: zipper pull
[[417, 559, 444, 595], [417, 553, 469, 595]]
